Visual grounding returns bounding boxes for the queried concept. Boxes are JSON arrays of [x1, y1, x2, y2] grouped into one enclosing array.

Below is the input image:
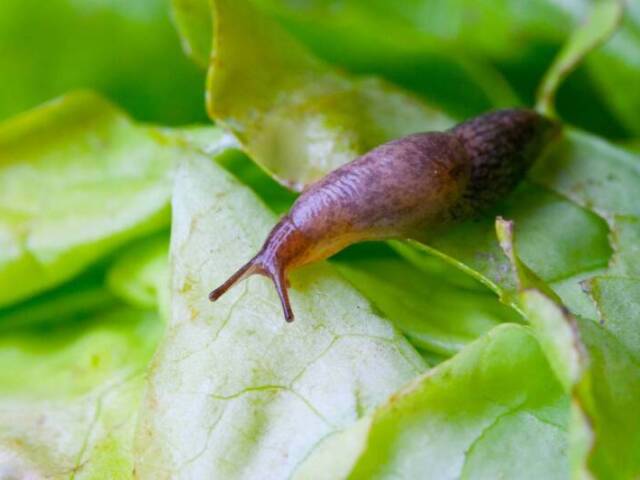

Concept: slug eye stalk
[[209, 254, 294, 322]]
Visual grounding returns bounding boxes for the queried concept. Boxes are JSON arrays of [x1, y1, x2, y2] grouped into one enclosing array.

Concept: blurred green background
[[1, 0, 637, 140], [0, 0, 207, 125]]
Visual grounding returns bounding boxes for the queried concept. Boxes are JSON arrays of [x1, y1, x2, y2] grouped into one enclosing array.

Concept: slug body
[[210, 109, 559, 321]]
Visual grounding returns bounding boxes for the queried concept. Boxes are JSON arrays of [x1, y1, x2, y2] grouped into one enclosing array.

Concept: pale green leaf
[[0, 91, 176, 307], [107, 233, 170, 313], [134, 149, 425, 478], [498, 218, 640, 479], [608, 215, 640, 276], [586, 276, 640, 363], [336, 256, 518, 358], [297, 324, 568, 480], [206, 0, 451, 190], [531, 129, 640, 219], [0, 307, 162, 478]]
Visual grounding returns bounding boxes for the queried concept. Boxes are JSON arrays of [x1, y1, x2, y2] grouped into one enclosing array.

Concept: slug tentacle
[[272, 268, 294, 322], [209, 108, 560, 322], [208, 255, 259, 302], [210, 216, 309, 321]]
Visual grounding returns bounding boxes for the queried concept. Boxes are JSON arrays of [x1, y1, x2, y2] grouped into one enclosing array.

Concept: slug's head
[[209, 217, 309, 322]]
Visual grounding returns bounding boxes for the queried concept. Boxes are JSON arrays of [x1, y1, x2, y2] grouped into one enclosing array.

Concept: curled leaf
[[298, 325, 569, 480], [498, 218, 640, 479], [536, 0, 624, 117], [206, 0, 451, 190]]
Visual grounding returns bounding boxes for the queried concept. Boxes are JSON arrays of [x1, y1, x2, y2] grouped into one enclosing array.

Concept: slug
[[209, 109, 559, 321]]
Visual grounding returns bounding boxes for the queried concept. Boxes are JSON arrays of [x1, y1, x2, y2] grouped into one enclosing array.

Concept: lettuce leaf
[[173, 0, 520, 119], [107, 233, 170, 313], [0, 91, 176, 307], [252, 0, 640, 137], [0, 306, 162, 478], [0, 267, 115, 331], [497, 218, 640, 479], [173, 1, 640, 477], [296, 324, 568, 479], [179, 0, 452, 190], [134, 150, 425, 478], [336, 256, 518, 358]]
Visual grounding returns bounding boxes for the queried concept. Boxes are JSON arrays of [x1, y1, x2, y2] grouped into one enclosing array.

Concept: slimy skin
[[209, 109, 559, 321]]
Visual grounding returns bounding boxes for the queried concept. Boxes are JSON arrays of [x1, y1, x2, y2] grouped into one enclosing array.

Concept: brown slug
[[209, 109, 559, 321]]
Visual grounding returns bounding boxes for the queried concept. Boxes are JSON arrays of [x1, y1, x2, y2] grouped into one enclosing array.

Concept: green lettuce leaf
[[173, 0, 520, 119], [0, 306, 162, 478], [531, 129, 640, 219], [255, 0, 571, 60], [399, 128, 640, 312], [586, 6, 640, 136], [134, 150, 425, 478], [296, 324, 568, 479], [107, 233, 170, 313], [254, 2, 522, 119], [335, 255, 518, 358], [0, 91, 176, 307], [497, 218, 640, 479], [197, 0, 452, 190], [172, 0, 213, 69], [536, 0, 623, 117], [254, 0, 640, 137], [0, 266, 115, 331], [608, 215, 640, 276]]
